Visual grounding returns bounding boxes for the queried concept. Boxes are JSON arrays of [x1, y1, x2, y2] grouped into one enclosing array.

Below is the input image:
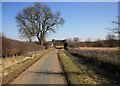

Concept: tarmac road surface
[[10, 49, 67, 85]]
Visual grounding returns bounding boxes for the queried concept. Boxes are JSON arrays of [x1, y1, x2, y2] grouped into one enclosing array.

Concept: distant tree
[[106, 33, 116, 41], [16, 3, 64, 45], [85, 38, 91, 42], [112, 20, 120, 47], [73, 37, 79, 43], [105, 17, 120, 47], [96, 38, 101, 42], [66, 38, 72, 42], [110, 21, 120, 34], [106, 33, 116, 47]]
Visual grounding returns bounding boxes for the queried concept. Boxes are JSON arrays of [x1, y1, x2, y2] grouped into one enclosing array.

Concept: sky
[[0, 2, 2, 34], [2, 2, 118, 41]]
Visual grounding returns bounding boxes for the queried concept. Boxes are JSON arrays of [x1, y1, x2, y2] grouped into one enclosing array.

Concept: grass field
[[77, 47, 118, 51], [67, 47, 120, 84], [68, 47, 120, 65], [58, 48, 120, 85]]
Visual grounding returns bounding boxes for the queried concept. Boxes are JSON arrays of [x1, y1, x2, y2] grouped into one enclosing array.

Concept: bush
[[1, 36, 45, 58]]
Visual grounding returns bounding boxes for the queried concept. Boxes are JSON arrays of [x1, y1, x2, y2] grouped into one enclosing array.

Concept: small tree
[[105, 17, 120, 47], [16, 3, 64, 45], [106, 33, 116, 40], [106, 33, 116, 47], [73, 37, 79, 43]]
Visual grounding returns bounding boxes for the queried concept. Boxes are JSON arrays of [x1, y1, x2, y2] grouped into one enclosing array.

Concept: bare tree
[[73, 37, 79, 43], [16, 3, 64, 45], [106, 33, 116, 47], [106, 33, 116, 41], [19, 29, 34, 42], [105, 17, 120, 47], [106, 21, 120, 36]]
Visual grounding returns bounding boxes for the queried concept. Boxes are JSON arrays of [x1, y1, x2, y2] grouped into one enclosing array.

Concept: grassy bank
[[67, 48, 120, 84], [2, 48, 53, 85], [64, 50, 112, 84], [58, 49, 96, 85]]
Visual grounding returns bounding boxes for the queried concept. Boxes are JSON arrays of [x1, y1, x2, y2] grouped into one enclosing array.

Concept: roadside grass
[[64, 50, 111, 84], [2, 48, 53, 85], [58, 49, 97, 85], [2, 51, 46, 70], [66, 48, 120, 84]]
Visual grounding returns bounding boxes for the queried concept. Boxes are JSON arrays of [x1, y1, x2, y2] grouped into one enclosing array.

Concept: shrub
[[2, 36, 45, 58]]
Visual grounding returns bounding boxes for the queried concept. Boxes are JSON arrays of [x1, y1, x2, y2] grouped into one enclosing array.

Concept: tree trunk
[[37, 36, 41, 45], [37, 36, 44, 45], [41, 41, 43, 46], [29, 38, 32, 43], [37, 33, 45, 46]]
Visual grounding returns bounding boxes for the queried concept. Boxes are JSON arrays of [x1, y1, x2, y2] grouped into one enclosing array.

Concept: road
[[10, 49, 67, 84]]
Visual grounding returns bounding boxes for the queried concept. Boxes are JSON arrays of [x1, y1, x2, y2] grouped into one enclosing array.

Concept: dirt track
[[10, 49, 67, 84]]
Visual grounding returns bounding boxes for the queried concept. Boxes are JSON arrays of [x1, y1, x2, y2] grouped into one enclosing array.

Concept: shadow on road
[[32, 71, 83, 76]]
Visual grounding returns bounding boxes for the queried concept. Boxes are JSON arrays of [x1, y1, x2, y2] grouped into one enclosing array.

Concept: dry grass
[[68, 47, 120, 65], [58, 49, 97, 84], [77, 47, 118, 51], [67, 47, 120, 84], [2, 48, 53, 84], [2, 51, 43, 71], [64, 50, 112, 84]]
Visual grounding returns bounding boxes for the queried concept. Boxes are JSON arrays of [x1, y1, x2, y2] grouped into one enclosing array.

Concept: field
[[68, 47, 119, 65], [77, 47, 118, 51], [58, 49, 98, 84], [57, 47, 120, 84], [66, 47, 120, 84]]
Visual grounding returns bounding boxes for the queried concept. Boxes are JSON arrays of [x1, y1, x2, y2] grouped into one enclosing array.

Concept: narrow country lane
[[10, 49, 67, 84]]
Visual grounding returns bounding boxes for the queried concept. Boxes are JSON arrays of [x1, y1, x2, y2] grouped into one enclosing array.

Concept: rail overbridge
[[52, 39, 67, 48]]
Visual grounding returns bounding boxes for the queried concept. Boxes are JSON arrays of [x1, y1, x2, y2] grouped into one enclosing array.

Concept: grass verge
[[66, 49, 120, 84], [64, 50, 112, 84], [57, 49, 96, 85], [2, 48, 53, 85]]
